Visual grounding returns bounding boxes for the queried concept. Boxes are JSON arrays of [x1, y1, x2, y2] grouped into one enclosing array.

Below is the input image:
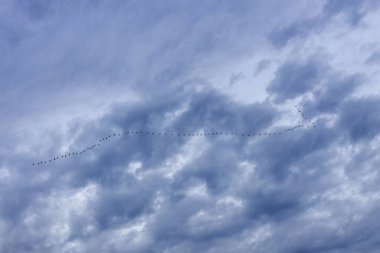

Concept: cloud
[[269, 0, 378, 48], [365, 50, 380, 64], [267, 57, 327, 103], [1, 1, 380, 253], [301, 74, 361, 118], [269, 0, 380, 48], [338, 97, 380, 141]]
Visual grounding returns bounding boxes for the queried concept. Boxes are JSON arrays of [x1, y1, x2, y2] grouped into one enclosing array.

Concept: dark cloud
[[322, 0, 370, 25], [269, 0, 380, 48], [249, 121, 337, 180], [338, 97, 380, 141], [255, 59, 271, 74], [365, 50, 380, 65], [244, 186, 301, 220], [269, 19, 317, 49], [267, 57, 327, 102], [302, 74, 361, 116]]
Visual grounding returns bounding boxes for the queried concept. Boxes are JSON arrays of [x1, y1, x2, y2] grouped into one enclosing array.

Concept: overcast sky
[[1, 0, 380, 252]]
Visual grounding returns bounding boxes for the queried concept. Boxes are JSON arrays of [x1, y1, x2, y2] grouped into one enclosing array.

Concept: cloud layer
[[1, 1, 380, 252]]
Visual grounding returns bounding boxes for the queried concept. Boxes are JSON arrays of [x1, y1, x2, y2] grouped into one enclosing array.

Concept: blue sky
[[1, 0, 380, 252]]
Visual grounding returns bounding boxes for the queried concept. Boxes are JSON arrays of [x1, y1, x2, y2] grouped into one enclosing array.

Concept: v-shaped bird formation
[[32, 106, 316, 165]]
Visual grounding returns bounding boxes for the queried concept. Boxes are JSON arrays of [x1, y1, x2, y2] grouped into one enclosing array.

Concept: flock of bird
[[32, 106, 316, 166]]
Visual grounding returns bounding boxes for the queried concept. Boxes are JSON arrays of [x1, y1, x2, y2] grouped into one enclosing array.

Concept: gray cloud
[[365, 50, 380, 65], [267, 57, 327, 103], [338, 97, 380, 141], [269, 0, 380, 48], [1, 1, 380, 253]]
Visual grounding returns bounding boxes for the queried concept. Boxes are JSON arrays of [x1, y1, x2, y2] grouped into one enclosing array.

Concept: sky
[[1, 0, 380, 252]]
